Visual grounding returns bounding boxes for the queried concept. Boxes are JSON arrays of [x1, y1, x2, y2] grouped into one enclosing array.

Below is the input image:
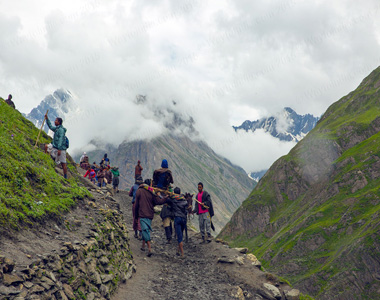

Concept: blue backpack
[[65, 136, 69, 149], [157, 172, 170, 189]]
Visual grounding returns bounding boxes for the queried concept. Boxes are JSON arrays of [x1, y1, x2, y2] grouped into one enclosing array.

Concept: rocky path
[[112, 191, 299, 300]]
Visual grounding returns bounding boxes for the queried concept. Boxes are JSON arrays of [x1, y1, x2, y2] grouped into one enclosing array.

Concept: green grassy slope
[[219, 66, 380, 299], [0, 99, 89, 230]]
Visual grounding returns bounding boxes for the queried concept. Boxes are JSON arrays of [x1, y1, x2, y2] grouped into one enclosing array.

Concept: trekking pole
[[35, 110, 48, 148]]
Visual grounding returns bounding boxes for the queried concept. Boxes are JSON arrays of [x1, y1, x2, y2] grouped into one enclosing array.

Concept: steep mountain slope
[[234, 107, 319, 142], [0, 98, 88, 230], [219, 66, 380, 299], [81, 135, 255, 232]]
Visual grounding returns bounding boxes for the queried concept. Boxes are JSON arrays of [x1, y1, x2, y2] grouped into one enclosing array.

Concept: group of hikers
[[81, 153, 120, 193], [42, 112, 215, 259], [129, 159, 214, 258]]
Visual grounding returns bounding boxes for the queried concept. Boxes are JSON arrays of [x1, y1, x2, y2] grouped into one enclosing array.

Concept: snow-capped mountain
[[24, 89, 76, 133], [235, 107, 320, 182], [233, 107, 319, 142]]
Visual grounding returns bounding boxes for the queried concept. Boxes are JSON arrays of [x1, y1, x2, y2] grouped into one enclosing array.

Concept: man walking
[[135, 160, 143, 179], [134, 179, 167, 257], [44, 113, 68, 179], [167, 187, 188, 258], [193, 182, 214, 244], [129, 176, 144, 239], [111, 167, 120, 194]]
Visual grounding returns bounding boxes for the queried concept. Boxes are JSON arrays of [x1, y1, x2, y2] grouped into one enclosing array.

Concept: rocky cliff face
[[81, 134, 255, 233], [219, 66, 380, 299]]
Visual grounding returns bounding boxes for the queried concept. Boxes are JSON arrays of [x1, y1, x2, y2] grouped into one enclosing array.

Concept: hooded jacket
[[46, 118, 67, 150], [166, 195, 188, 219]]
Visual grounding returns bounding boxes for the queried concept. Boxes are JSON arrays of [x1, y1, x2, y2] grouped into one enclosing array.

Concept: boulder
[[261, 283, 282, 300], [285, 289, 300, 300]]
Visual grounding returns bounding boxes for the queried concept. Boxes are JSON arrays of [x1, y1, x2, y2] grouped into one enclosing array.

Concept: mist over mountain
[[234, 107, 319, 142], [75, 134, 255, 232], [24, 89, 76, 134], [24, 90, 255, 231], [234, 107, 319, 181], [220, 66, 380, 299]]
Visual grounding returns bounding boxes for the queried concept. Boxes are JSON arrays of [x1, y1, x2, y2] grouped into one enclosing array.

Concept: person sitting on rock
[[5, 94, 15, 109], [153, 159, 174, 190]]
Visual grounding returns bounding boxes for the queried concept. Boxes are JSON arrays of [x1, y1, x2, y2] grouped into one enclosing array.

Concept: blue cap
[[161, 159, 168, 168]]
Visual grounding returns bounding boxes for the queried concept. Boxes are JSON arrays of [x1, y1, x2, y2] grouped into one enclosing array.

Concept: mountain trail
[[113, 191, 293, 300]]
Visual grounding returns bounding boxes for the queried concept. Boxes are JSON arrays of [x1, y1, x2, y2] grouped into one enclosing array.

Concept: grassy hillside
[[0, 99, 89, 230], [219, 66, 380, 299]]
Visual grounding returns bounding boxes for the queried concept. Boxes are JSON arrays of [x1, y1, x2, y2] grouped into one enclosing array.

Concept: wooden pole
[[35, 110, 48, 148]]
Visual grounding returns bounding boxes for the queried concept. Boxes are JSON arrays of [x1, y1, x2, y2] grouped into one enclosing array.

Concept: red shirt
[[197, 191, 208, 214]]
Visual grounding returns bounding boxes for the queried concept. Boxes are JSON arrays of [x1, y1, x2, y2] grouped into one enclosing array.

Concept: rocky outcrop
[[0, 187, 134, 300]]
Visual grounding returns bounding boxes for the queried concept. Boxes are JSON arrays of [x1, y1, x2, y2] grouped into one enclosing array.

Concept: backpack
[[65, 136, 69, 149], [157, 172, 170, 189]]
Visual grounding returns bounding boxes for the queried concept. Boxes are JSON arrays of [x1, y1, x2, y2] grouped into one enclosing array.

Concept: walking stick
[[35, 110, 48, 148]]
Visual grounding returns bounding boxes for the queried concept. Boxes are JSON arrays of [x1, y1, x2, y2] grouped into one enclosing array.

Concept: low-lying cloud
[[1, 0, 380, 173]]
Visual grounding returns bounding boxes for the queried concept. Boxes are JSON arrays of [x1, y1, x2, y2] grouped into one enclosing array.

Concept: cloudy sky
[[1, 0, 380, 173]]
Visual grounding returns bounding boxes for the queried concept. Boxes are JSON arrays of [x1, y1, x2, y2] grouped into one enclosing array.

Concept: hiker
[[134, 178, 167, 257], [100, 153, 110, 167], [160, 191, 174, 244], [153, 159, 174, 190], [135, 160, 143, 179], [97, 166, 106, 187], [193, 182, 214, 244], [166, 187, 188, 258], [105, 165, 113, 186], [129, 176, 143, 239], [5, 94, 15, 109], [84, 166, 96, 183], [80, 152, 89, 169], [44, 114, 68, 179], [111, 166, 120, 194]]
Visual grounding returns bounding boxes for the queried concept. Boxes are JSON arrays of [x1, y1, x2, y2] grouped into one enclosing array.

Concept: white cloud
[[1, 0, 380, 173]]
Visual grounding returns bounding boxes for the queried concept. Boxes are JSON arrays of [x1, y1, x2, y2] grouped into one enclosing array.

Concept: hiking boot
[[166, 239, 171, 244], [200, 238, 206, 244], [140, 247, 145, 252], [147, 251, 153, 257], [134, 231, 138, 239]]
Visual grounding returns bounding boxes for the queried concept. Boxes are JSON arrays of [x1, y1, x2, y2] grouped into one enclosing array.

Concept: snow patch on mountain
[[233, 107, 319, 143]]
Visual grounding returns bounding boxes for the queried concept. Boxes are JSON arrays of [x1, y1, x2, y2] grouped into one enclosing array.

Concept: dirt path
[[112, 191, 293, 300]]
